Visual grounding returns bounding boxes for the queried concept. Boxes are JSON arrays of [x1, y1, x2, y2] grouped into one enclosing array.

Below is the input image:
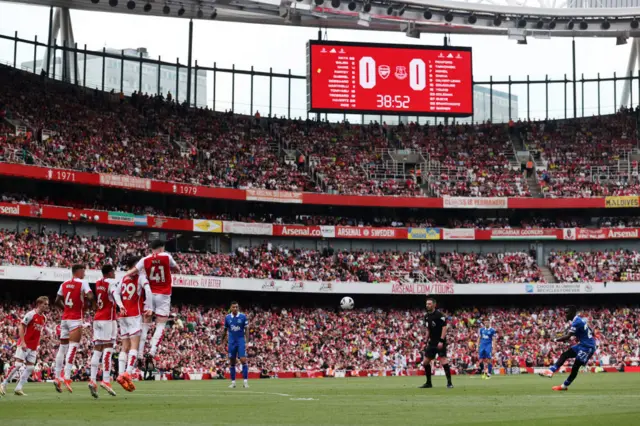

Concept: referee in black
[[419, 297, 453, 388]]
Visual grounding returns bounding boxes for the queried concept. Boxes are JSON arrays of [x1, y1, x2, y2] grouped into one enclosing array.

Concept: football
[[340, 296, 354, 310]]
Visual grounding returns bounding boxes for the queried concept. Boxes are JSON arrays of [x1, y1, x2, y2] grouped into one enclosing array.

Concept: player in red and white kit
[[124, 240, 177, 360], [53, 264, 93, 393], [88, 264, 119, 398], [0, 296, 49, 397], [113, 256, 153, 392]]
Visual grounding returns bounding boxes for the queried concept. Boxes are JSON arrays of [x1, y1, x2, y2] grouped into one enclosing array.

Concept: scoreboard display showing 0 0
[[306, 40, 473, 117]]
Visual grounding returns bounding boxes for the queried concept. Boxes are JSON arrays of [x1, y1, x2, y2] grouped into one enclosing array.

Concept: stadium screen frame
[[306, 40, 474, 117]]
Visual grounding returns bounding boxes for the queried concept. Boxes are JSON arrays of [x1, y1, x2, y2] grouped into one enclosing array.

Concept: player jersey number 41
[[137, 253, 177, 295]]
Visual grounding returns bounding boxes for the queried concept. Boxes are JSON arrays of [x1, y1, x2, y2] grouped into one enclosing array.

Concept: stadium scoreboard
[[307, 40, 473, 117]]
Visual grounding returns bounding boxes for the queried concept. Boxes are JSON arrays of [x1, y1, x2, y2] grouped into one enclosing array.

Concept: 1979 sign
[[307, 40, 473, 117]]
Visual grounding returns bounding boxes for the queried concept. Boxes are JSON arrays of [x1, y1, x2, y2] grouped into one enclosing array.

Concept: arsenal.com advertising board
[[307, 40, 473, 116]]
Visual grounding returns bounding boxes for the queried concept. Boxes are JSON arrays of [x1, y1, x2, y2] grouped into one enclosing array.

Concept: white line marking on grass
[[289, 398, 318, 401]]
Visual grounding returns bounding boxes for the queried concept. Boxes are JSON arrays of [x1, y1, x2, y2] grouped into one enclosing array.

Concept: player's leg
[[117, 337, 133, 392], [124, 333, 141, 391], [54, 322, 70, 391], [149, 295, 170, 357], [89, 341, 104, 399], [440, 355, 453, 388], [541, 347, 577, 378], [14, 356, 35, 396], [1, 356, 25, 395], [553, 346, 594, 391], [229, 343, 238, 388], [138, 314, 152, 358], [240, 352, 249, 388], [63, 325, 83, 392], [100, 342, 117, 396]]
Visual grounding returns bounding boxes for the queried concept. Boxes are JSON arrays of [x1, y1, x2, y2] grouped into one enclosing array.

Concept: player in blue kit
[[222, 302, 249, 388], [477, 321, 496, 379], [539, 305, 596, 391]]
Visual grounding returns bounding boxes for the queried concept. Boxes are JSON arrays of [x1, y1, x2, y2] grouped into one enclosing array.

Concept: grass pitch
[[1, 373, 638, 425]]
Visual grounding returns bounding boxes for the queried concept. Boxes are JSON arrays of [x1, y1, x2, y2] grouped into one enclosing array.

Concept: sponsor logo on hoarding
[[319, 282, 333, 292], [605, 196, 639, 208], [391, 282, 454, 295], [529, 283, 583, 294], [151, 217, 169, 228], [107, 211, 135, 225], [442, 229, 475, 240], [193, 220, 222, 233], [134, 216, 148, 226], [291, 281, 305, 291], [246, 189, 303, 204], [490, 229, 557, 240], [0, 203, 20, 215], [262, 280, 277, 291], [525, 284, 534, 294], [224, 221, 273, 236], [100, 174, 151, 190], [443, 197, 508, 209], [407, 228, 440, 240], [336, 227, 397, 239], [607, 229, 639, 239]]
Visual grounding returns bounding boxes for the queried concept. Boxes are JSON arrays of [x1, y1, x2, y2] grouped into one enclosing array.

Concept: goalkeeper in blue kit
[[539, 306, 596, 391]]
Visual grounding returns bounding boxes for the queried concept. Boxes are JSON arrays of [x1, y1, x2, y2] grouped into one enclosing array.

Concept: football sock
[[242, 363, 249, 380], [126, 350, 138, 375], [425, 364, 432, 384], [102, 348, 114, 383], [55, 344, 68, 379], [90, 350, 102, 382], [64, 343, 79, 380], [443, 363, 452, 385], [230, 365, 237, 381], [149, 323, 165, 357], [564, 361, 583, 387], [15, 365, 34, 391], [2, 362, 23, 385], [488, 363, 493, 375], [138, 323, 150, 355], [119, 351, 128, 376]]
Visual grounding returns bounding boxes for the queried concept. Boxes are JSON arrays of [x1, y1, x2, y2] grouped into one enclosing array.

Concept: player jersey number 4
[[58, 278, 92, 320], [137, 253, 177, 295]]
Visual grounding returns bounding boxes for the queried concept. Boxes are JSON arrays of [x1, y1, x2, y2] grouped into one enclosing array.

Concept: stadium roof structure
[[6, 0, 640, 38]]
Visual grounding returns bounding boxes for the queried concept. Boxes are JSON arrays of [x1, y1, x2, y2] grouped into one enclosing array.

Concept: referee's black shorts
[[424, 342, 447, 359]]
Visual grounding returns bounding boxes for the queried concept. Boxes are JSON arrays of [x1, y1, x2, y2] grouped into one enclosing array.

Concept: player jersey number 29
[[149, 265, 166, 283], [122, 282, 137, 300], [359, 57, 426, 91]]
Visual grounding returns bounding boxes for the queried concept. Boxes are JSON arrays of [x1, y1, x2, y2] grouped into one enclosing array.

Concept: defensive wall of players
[[0, 265, 638, 295]]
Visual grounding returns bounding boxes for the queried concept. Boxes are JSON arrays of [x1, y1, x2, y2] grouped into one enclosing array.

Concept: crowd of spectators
[[1, 303, 638, 378], [548, 250, 640, 282], [441, 252, 545, 284], [6, 65, 639, 199], [520, 111, 640, 197]]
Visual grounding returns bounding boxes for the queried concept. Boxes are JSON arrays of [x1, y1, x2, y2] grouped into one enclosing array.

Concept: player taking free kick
[[123, 240, 178, 361], [539, 305, 597, 391], [53, 264, 93, 393], [113, 256, 153, 392], [0, 296, 49, 397]]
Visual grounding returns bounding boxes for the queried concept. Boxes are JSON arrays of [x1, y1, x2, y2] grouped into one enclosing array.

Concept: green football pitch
[[1, 374, 639, 425]]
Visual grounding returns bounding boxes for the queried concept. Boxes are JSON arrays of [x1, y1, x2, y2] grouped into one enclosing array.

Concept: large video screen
[[307, 40, 473, 117]]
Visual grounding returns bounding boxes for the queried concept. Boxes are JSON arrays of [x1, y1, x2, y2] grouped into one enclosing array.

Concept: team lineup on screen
[[307, 40, 473, 116]]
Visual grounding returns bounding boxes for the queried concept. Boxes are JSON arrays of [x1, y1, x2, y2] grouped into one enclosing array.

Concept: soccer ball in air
[[340, 297, 354, 310]]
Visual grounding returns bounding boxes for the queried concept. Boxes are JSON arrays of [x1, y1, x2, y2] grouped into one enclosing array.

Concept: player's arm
[[82, 280, 94, 301], [140, 277, 153, 316], [124, 257, 146, 278], [437, 315, 448, 349], [168, 254, 179, 272], [554, 323, 577, 343], [55, 284, 65, 310], [18, 322, 27, 348], [476, 332, 481, 349], [244, 319, 250, 344], [221, 317, 229, 347], [110, 281, 126, 315]]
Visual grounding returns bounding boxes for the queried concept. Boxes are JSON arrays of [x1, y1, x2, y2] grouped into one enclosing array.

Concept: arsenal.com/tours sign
[[0, 266, 637, 295]]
